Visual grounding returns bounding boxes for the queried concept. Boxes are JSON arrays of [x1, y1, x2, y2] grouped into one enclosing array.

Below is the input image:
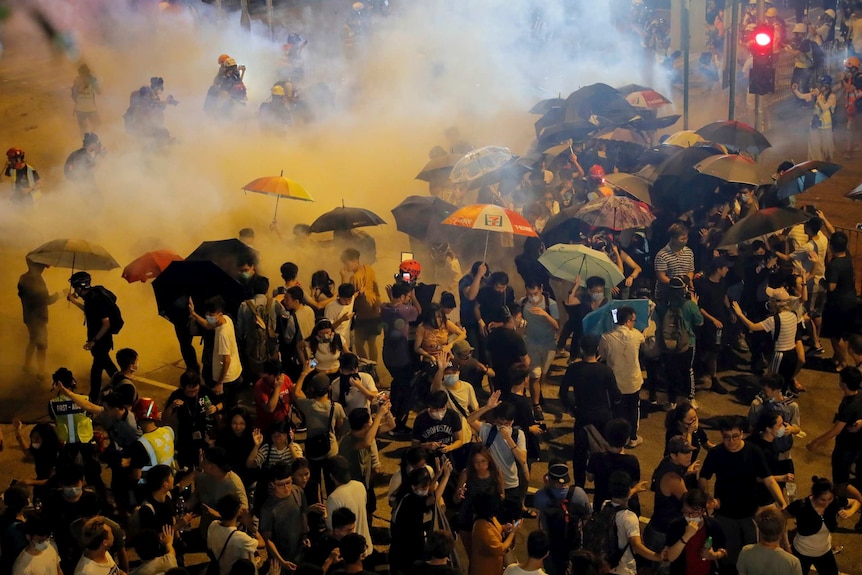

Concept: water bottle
[[715, 328, 723, 346], [202, 396, 215, 436], [786, 481, 797, 502], [701, 536, 713, 561]]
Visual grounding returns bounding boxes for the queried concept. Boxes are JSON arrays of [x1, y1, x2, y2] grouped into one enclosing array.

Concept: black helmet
[[69, 271, 92, 289]]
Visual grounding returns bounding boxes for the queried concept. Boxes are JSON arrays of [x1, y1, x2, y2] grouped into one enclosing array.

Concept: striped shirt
[[653, 244, 695, 301], [253, 443, 303, 470]]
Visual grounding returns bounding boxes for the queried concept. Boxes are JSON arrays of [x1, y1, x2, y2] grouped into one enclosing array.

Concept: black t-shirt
[[44, 490, 103, 558], [560, 361, 620, 424], [139, 494, 176, 531], [486, 327, 527, 395], [412, 409, 462, 446], [475, 285, 515, 323], [692, 275, 728, 324], [700, 442, 771, 518], [587, 452, 641, 513], [834, 394, 862, 449], [825, 254, 857, 310], [166, 387, 216, 440], [82, 288, 114, 340]]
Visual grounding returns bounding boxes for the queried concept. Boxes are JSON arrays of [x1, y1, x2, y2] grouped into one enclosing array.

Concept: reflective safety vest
[[137, 426, 175, 475], [49, 394, 94, 444]]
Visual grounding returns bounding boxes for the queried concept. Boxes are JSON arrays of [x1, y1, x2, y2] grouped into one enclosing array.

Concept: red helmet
[[6, 148, 24, 159], [218, 53, 231, 65], [399, 259, 422, 278], [588, 164, 606, 180], [133, 398, 161, 421]]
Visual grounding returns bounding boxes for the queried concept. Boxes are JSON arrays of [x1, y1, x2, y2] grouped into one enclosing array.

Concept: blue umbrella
[[776, 160, 842, 199], [582, 299, 651, 336]]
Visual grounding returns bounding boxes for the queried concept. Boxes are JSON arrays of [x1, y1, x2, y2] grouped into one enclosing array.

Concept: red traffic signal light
[[754, 31, 772, 47], [751, 24, 774, 56]]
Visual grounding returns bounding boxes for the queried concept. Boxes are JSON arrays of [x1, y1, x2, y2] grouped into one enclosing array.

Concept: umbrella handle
[[482, 231, 489, 262], [274, 195, 280, 222]]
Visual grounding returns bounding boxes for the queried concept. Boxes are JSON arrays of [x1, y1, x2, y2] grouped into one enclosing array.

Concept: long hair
[[307, 319, 342, 354], [465, 444, 504, 499], [310, 270, 335, 298]]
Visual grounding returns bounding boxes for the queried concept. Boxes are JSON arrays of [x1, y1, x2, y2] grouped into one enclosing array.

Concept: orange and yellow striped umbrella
[[442, 204, 537, 237]]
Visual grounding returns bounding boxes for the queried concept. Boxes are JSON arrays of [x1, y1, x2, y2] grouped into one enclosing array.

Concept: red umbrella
[[624, 89, 672, 109], [122, 249, 183, 283]]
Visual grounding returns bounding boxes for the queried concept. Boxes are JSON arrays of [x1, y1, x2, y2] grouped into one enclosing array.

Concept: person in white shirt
[[331, 353, 378, 414], [324, 284, 357, 349], [190, 296, 243, 400], [325, 456, 371, 550], [503, 529, 550, 575], [599, 306, 646, 447], [12, 516, 62, 575], [73, 517, 122, 575], [206, 494, 261, 575], [430, 355, 478, 447], [604, 471, 663, 575], [128, 526, 177, 575]]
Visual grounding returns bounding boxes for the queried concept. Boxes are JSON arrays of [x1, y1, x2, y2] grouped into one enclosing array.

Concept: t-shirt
[[213, 316, 243, 383], [475, 285, 516, 323], [294, 305, 317, 345], [260, 487, 307, 563], [325, 481, 371, 550], [486, 327, 527, 395], [381, 302, 420, 368], [196, 471, 249, 535], [699, 442, 771, 519], [459, 273, 481, 326], [412, 409, 462, 446], [758, 311, 799, 353], [692, 275, 728, 324], [324, 299, 355, 343], [478, 422, 525, 489], [825, 254, 856, 310], [166, 387, 216, 441], [296, 398, 345, 459], [332, 372, 378, 414], [442, 382, 479, 443], [503, 565, 548, 575], [11, 543, 62, 575], [609, 504, 640, 575], [560, 361, 620, 424], [73, 553, 121, 575], [138, 495, 176, 532], [833, 394, 862, 449], [665, 516, 725, 575], [653, 245, 694, 301], [82, 288, 115, 341], [129, 554, 178, 575], [587, 453, 640, 513], [206, 523, 258, 575], [253, 375, 293, 431], [598, 326, 645, 394], [521, 295, 559, 349], [736, 544, 802, 575]]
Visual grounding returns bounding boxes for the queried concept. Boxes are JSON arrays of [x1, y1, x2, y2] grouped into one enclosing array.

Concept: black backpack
[[93, 286, 124, 335], [543, 486, 590, 568], [581, 501, 630, 568], [661, 302, 690, 353]]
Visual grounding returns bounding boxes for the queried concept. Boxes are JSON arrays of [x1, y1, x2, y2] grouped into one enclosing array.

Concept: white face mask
[[414, 488, 429, 497], [429, 410, 446, 421], [33, 540, 49, 551], [590, 292, 604, 302], [443, 374, 459, 387], [529, 294, 542, 304], [689, 516, 703, 525], [775, 425, 786, 438]]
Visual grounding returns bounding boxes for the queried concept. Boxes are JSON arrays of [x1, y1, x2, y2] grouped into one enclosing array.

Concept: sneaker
[[664, 402, 677, 412], [796, 430, 807, 439], [710, 378, 729, 395], [689, 398, 700, 409], [811, 346, 825, 355], [555, 350, 570, 359], [626, 436, 644, 448]]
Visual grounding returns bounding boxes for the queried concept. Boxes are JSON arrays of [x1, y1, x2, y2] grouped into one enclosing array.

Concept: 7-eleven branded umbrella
[[442, 204, 537, 259]]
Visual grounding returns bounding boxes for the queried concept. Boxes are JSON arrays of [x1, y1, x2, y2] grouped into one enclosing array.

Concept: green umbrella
[[538, 243, 625, 287]]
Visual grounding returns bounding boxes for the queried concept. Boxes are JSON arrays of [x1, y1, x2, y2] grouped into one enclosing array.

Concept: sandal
[[521, 509, 538, 519]]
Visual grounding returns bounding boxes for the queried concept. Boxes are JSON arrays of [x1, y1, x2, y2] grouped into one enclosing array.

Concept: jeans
[[89, 339, 118, 403], [173, 320, 199, 373], [305, 455, 336, 505], [615, 392, 641, 440], [713, 513, 757, 569]]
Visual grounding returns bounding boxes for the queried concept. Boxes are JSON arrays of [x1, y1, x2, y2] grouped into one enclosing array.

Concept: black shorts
[[821, 306, 855, 339]]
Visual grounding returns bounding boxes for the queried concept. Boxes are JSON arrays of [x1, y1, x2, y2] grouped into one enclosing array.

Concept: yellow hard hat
[[271, 85, 285, 96], [765, 7, 777, 17], [224, 57, 237, 67]]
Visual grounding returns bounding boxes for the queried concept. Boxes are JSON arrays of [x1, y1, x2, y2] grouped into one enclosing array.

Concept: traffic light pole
[[682, 0, 691, 129], [728, 0, 740, 120], [755, 0, 765, 131]]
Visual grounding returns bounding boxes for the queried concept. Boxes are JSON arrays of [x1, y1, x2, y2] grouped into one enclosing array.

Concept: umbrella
[[27, 238, 119, 271], [845, 182, 862, 201], [538, 243, 625, 286], [449, 146, 517, 184], [624, 89, 672, 109], [443, 203, 537, 259], [564, 83, 641, 125], [309, 205, 386, 233], [583, 299, 651, 335], [187, 238, 258, 278], [596, 127, 650, 147], [604, 173, 654, 206], [615, 83, 653, 95], [574, 196, 655, 231], [122, 249, 183, 283], [694, 154, 773, 186], [391, 195, 461, 242], [626, 114, 681, 131], [775, 160, 843, 199], [241, 171, 313, 223], [529, 97, 565, 115], [416, 153, 463, 182], [662, 130, 706, 148], [152, 260, 245, 321], [696, 120, 772, 154], [537, 121, 600, 150], [718, 207, 811, 248], [649, 145, 723, 178]]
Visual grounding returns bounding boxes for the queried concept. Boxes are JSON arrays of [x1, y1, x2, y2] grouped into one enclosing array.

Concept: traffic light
[[749, 23, 775, 95]]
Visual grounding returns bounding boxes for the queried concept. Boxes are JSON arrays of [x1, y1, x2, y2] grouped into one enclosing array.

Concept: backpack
[[93, 286, 124, 335], [543, 486, 589, 567], [581, 501, 630, 569], [809, 41, 825, 70], [661, 302, 690, 353], [243, 297, 279, 366], [125, 501, 154, 542]]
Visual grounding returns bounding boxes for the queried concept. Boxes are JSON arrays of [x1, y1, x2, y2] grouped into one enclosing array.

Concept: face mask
[[553, 486, 569, 499], [590, 292, 604, 302], [443, 374, 459, 387], [429, 410, 446, 421], [318, 335, 332, 343], [239, 271, 252, 280], [205, 315, 217, 326], [63, 487, 82, 499], [775, 426, 786, 438], [689, 516, 703, 525], [30, 442, 42, 450], [33, 540, 49, 551], [529, 294, 542, 304], [740, 193, 751, 202], [414, 488, 429, 497]]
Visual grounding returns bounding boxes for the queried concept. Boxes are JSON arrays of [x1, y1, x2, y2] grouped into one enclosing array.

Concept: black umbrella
[[529, 97, 565, 115], [650, 146, 723, 178], [540, 206, 593, 247], [416, 153, 463, 182], [718, 207, 811, 248], [187, 238, 258, 279], [152, 260, 245, 321], [537, 121, 600, 151], [309, 205, 386, 233], [627, 114, 681, 131], [391, 196, 461, 242], [696, 120, 772, 155], [564, 83, 641, 125], [534, 107, 566, 137]]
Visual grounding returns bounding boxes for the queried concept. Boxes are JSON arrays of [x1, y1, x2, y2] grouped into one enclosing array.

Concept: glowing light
[[755, 32, 771, 47]]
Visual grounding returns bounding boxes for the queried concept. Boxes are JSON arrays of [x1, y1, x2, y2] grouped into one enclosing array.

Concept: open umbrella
[[718, 207, 811, 248], [122, 249, 183, 283], [696, 120, 772, 154], [309, 205, 386, 233], [529, 97, 565, 115], [564, 83, 641, 126], [845, 182, 862, 201], [604, 173, 654, 206], [391, 196, 461, 243], [537, 121, 600, 150], [662, 130, 706, 148], [596, 127, 650, 147], [624, 89, 672, 109], [538, 243, 625, 286], [153, 260, 245, 320], [443, 203, 537, 259], [775, 160, 842, 199], [449, 146, 517, 184], [583, 299, 651, 335], [626, 115, 681, 131], [574, 196, 655, 231], [187, 238, 258, 278], [416, 153, 463, 182], [694, 154, 773, 186], [27, 238, 119, 272], [242, 171, 313, 223]]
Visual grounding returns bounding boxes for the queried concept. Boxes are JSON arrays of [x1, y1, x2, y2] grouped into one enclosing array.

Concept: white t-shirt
[[12, 544, 61, 575], [295, 305, 316, 344], [129, 553, 178, 575], [503, 565, 548, 575], [608, 504, 640, 575], [758, 311, 798, 353], [74, 553, 121, 575], [325, 299, 355, 344], [325, 480, 371, 548], [332, 372, 378, 414], [214, 316, 243, 383], [442, 381, 479, 443], [478, 422, 525, 490], [206, 523, 258, 575]]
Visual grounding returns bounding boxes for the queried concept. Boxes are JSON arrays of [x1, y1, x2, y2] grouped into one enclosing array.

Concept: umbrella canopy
[[564, 83, 641, 126], [241, 172, 313, 222], [122, 249, 183, 283], [626, 114, 681, 131], [529, 97, 565, 115], [442, 204, 537, 237], [604, 173, 654, 206], [449, 146, 517, 184], [391, 195, 461, 242], [624, 89, 672, 109], [574, 196, 655, 231], [596, 127, 650, 147], [662, 130, 706, 148], [845, 182, 862, 201], [309, 206, 386, 233], [775, 160, 842, 199], [539, 243, 625, 286], [153, 260, 245, 321], [615, 83, 653, 95], [648, 145, 723, 179], [27, 239, 119, 271], [187, 238, 258, 278], [696, 120, 771, 154], [583, 299, 651, 335], [694, 154, 773, 186], [718, 207, 811, 247], [416, 153, 463, 182], [537, 121, 599, 150]]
